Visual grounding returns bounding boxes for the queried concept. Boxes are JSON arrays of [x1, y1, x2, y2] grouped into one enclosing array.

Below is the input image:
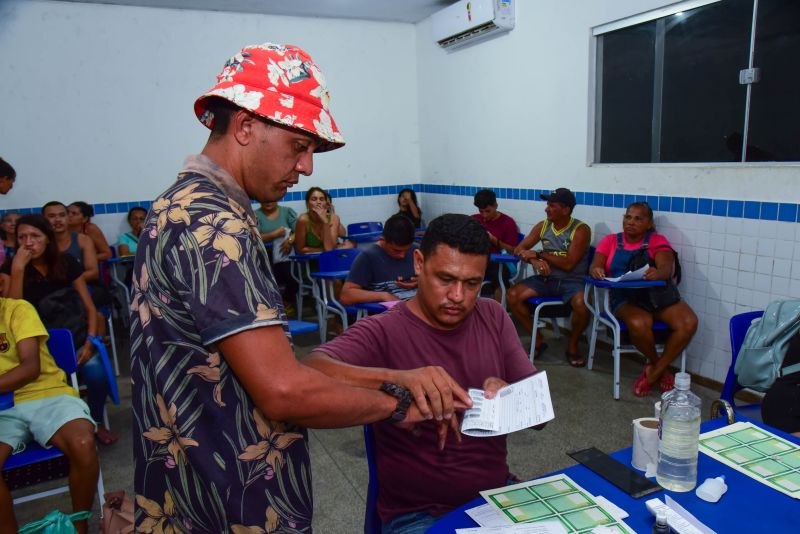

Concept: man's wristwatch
[[379, 381, 412, 423], [535, 251, 542, 261]]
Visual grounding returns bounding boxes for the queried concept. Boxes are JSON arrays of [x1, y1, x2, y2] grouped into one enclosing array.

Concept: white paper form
[[461, 372, 555, 437], [466, 504, 512, 527], [456, 521, 568, 534], [602, 265, 649, 282]]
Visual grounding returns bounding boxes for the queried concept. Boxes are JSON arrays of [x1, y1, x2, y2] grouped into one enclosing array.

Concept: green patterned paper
[[699, 421, 800, 499], [480, 474, 635, 533]]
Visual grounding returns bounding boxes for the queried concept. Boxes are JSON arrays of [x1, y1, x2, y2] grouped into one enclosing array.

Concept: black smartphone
[[567, 447, 662, 499]]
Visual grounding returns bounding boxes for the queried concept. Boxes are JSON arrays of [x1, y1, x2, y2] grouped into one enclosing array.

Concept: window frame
[[587, 0, 800, 167]]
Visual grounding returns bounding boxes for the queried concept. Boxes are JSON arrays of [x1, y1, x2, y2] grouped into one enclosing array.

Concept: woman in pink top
[[589, 202, 697, 397]]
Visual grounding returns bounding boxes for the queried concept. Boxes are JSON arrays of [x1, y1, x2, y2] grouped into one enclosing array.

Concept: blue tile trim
[[1, 186, 797, 225], [761, 202, 778, 221]]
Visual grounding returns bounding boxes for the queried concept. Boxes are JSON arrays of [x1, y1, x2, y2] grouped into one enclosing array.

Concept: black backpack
[[37, 288, 87, 349]]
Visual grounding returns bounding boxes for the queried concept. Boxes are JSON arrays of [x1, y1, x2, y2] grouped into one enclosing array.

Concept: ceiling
[[55, 0, 458, 23]]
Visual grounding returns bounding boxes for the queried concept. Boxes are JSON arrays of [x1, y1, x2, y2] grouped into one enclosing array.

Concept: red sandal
[[659, 371, 675, 393], [633, 366, 652, 397]]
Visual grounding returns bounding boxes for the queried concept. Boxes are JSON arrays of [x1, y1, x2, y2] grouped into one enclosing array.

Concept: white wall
[[416, 0, 800, 383], [3, 0, 798, 384], [415, 0, 800, 199], [0, 0, 421, 210]]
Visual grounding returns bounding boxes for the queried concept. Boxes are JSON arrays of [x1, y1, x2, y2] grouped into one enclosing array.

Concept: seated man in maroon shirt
[[471, 189, 520, 299], [304, 214, 537, 534]]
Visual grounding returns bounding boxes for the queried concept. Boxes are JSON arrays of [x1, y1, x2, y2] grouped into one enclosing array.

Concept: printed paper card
[[480, 474, 635, 534], [699, 421, 800, 499]]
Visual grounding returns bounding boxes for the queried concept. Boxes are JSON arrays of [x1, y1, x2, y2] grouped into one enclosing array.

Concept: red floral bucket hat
[[194, 43, 345, 152]]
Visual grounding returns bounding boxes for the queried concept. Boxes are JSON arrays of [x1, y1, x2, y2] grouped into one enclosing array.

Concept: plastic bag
[[19, 510, 91, 534]]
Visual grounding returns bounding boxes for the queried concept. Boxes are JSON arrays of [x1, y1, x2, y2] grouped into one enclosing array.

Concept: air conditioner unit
[[432, 0, 515, 50]]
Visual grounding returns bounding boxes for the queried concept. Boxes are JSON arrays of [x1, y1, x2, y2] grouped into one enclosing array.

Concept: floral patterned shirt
[[131, 154, 311, 533]]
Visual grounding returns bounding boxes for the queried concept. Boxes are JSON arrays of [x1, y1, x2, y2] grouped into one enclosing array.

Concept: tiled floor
[[10, 321, 724, 533]]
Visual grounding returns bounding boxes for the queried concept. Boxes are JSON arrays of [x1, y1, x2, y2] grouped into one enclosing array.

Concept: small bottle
[[656, 372, 701, 492], [652, 509, 670, 534]]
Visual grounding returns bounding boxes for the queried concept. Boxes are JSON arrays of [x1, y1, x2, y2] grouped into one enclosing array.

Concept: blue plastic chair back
[[722, 310, 765, 403], [89, 337, 121, 405], [363, 425, 381, 534], [348, 222, 383, 236], [46, 329, 78, 375], [319, 249, 360, 272]]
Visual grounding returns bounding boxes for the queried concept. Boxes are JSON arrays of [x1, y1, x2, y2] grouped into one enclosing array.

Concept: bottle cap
[[675, 372, 691, 390], [696, 476, 728, 502]]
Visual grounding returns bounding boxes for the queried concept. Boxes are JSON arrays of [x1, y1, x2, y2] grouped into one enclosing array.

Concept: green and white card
[[480, 474, 634, 533], [699, 421, 800, 499]]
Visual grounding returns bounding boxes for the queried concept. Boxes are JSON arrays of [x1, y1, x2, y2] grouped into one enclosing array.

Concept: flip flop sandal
[[633, 366, 652, 397], [566, 351, 586, 368], [659, 372, 675, 393]]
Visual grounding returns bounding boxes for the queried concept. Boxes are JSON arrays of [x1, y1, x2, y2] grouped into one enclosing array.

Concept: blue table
[[345, 231, 383, 244], [428, 416, 799, 533]]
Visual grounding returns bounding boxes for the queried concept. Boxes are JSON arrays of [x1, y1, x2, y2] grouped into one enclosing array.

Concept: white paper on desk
[[455, 521, 568, 534], [465, 504, 511, 527], [461, 372, 554, 437], [603, 264, 649, 282]]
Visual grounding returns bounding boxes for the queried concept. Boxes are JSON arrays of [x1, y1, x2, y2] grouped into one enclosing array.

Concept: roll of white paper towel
[[631, 417, 660, 471]]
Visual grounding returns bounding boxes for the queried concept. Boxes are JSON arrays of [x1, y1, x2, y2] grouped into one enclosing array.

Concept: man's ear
[[230, 109, 259, 146], [413, 248, 424, 276]]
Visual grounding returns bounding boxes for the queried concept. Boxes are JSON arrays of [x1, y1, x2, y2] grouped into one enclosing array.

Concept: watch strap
[[379, 381, 412, 423]]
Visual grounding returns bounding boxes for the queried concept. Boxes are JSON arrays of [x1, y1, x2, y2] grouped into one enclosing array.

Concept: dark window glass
[[597, 23, 655, 163], [748, 0, 800, 161], [660, 0, 752, 162], [595, 0, 797, 164]]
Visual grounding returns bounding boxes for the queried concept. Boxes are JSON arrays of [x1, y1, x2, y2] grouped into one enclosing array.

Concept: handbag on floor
[[100, 490, 135, 534]]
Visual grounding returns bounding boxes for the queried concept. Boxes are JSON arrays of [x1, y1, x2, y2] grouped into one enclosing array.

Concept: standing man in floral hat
[[131, 43, 470, 532]]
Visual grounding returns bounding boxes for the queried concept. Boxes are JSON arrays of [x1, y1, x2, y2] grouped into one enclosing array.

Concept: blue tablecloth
[[428, 416, 799, 533]]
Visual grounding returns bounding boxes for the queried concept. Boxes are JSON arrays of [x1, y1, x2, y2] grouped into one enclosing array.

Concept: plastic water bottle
[[656, 372, 701, 491]]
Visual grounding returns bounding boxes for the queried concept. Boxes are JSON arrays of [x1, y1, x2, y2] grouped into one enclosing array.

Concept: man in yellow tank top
[[507, 188, 592, 366]]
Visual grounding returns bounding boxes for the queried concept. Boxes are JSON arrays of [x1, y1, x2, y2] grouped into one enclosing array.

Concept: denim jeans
[[77, 353, 109, 423], [381, 511, 439, 534]]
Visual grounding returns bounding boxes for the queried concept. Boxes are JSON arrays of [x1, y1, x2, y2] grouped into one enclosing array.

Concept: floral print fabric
[[131, 160, 311, 533], [194, 42, 345, 153]]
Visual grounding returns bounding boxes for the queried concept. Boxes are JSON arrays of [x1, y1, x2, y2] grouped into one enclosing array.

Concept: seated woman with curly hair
[[589, 202, 697, 397]]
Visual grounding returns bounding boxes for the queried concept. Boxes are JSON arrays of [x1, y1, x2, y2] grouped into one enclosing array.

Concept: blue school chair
[[714, 311, 765, 421], [310, 249, 361, 340], [348, 222, 383, 236], [3, 329, 106, 508]]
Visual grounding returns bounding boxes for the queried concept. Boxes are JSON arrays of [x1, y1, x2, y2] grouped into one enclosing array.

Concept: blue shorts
[[0, 395, 94, 453], [521, 276, 584, 304]]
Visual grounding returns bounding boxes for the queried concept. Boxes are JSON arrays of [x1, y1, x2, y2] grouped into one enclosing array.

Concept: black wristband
[[379, 381, 412, 423]]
